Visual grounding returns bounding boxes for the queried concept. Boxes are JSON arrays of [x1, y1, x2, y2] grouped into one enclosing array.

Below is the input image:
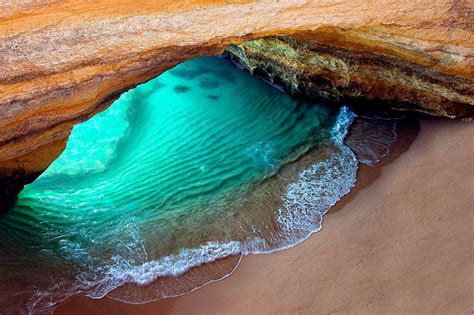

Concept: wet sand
[[57, 116, 473, 314]]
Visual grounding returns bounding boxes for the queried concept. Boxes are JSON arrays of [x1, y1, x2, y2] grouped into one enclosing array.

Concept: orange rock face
[[0, 0, 473, 211], [225, 28, 474, 118]]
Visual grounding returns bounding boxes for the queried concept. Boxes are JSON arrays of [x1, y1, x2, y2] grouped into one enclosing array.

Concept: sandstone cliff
[[0, 0, 473, 211]]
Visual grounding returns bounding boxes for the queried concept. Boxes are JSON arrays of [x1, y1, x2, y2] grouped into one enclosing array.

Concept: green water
[[0, 57, 360, 313]]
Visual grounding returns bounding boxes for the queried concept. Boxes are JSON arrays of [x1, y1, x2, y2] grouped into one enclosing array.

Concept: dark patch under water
[[173, 85, 191, 93], [207, 94, 219, 100]]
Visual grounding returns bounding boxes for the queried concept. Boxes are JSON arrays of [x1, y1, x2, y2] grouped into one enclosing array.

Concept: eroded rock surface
[[225, 29, 474, 118], [0, 0, 473, 211]]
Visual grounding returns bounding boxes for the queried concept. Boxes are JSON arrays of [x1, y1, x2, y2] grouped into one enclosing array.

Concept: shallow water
[[0, 57, 399, 314]]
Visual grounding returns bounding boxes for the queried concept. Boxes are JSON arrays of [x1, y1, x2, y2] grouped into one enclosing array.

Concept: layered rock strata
[[224, 29, 474, 118], [0, 0, 473, 212]]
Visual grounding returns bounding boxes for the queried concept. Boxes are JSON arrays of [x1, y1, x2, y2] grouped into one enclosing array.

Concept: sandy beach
[[57, 116, 473, 314]]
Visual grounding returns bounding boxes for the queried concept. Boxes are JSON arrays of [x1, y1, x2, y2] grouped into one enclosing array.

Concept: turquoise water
[[0, 57, 365, 313]]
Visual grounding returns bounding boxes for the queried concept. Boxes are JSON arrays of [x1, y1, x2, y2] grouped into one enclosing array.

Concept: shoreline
[[57, 116, 473, 314]]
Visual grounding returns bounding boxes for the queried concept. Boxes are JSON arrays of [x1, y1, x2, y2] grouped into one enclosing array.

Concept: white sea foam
[[276, 146, 357, 241], [27, 222, 242, 314], [107, 241, 242, 286], [332, 106, 356, 143], [249, 106, 357, 252]]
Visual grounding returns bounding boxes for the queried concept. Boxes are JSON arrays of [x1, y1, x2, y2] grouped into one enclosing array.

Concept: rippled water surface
[[0, 57, 401, 314]]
